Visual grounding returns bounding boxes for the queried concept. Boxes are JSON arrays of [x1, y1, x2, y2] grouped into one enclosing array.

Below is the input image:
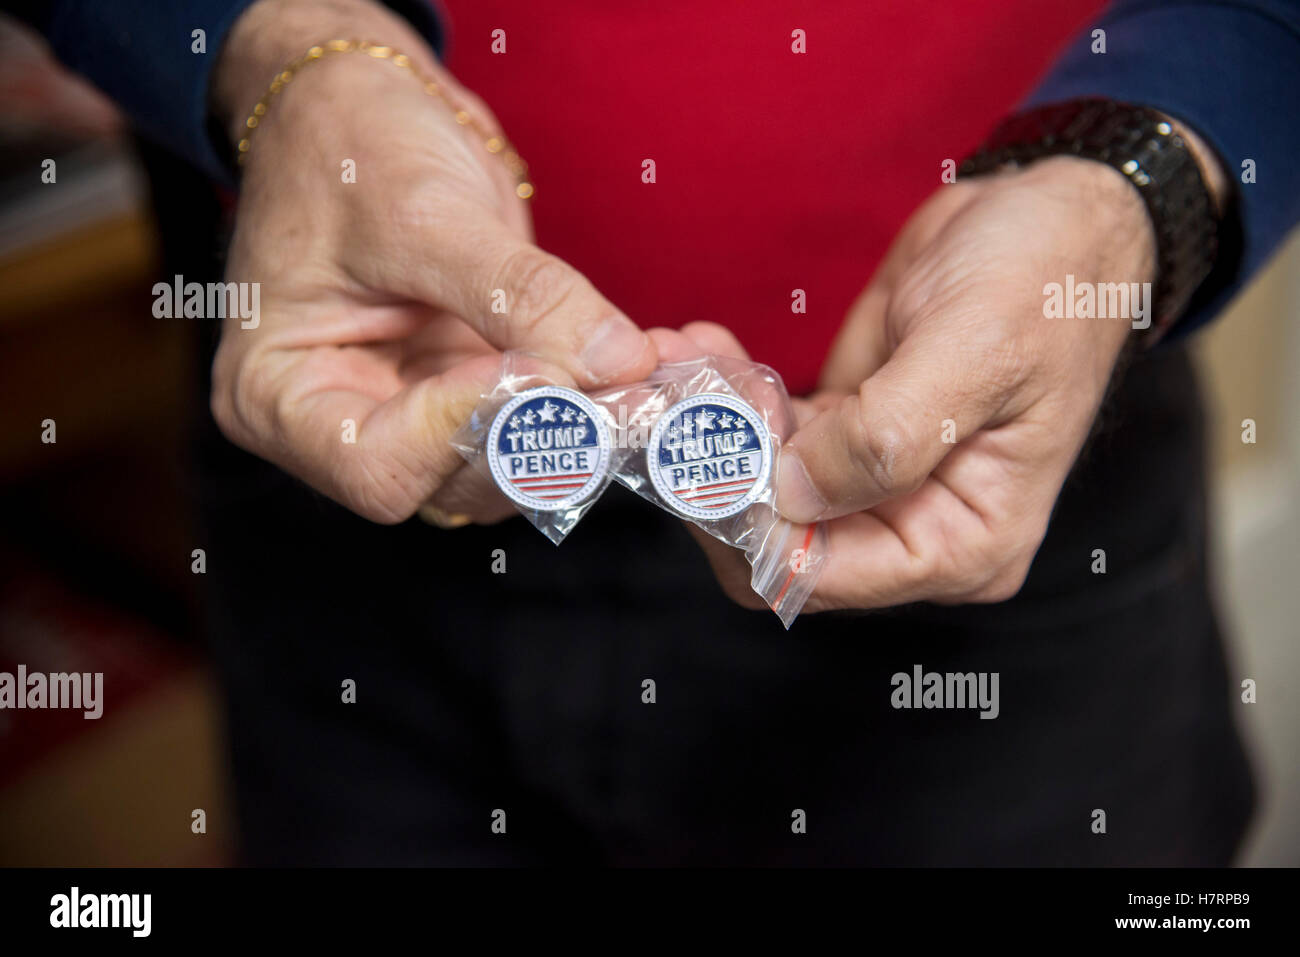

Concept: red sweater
[[440, 0, 1104, 394]]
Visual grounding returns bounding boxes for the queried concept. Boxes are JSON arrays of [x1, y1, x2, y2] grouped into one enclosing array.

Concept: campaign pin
[[646, 392, 772, 520], [487, 386, 611, 512]]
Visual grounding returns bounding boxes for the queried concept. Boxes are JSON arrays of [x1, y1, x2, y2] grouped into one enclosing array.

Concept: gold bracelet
[[235, 38, 533, 199]]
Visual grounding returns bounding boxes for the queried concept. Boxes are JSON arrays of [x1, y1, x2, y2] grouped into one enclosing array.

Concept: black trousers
[[193, 342, 1253, 866]]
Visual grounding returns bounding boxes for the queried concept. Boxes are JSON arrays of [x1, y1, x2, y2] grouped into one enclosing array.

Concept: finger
[[775, 327, 1015, 523], [358, 350, 579, 525], [400, 223, 656, 390], [647, 326, 708, 363], [425, 461, 518, 525], [216, 351, 505, 524], [797, 390, 847, 415], [646, 322, 751, 364], [677, 321, 751, 360], [790, 397, 819, 429], [807, 488, 967, 610], [809, 459, 1027, 610], [811, 509, 929, 609]]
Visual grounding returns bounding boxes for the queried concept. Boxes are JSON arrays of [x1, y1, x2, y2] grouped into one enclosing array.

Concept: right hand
[[209, 0, 656, 524]]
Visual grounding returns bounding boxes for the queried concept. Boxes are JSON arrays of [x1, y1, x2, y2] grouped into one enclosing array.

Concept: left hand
[[775, 156, 1156, 610]]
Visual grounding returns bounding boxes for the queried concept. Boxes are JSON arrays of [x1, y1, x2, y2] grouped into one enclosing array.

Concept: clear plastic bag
[[450, 354, 614, 545], [593, 355, 827, 628]]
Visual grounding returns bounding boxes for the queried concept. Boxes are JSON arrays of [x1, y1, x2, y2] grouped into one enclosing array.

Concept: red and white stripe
[[509, 471, 594, 500], [672, 478, 754, 509]]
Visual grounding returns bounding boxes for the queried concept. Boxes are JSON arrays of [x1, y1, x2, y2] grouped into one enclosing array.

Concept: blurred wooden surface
[[0, 211, 156, 320], [0, 144, 229, 866], [0, 669, 233, 866]]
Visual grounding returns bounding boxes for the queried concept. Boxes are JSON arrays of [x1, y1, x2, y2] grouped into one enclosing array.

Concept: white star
[[680, 417, 694, 438], [732, 417, 746, 432], [509, 415, 522, 430], [560, 407, 576, 423], [695, 409, 717, 433], [576, 412, 588, 423], [717, 413, 734, 430], [522, 410, 537, 426], [538, 400, 558, 423]]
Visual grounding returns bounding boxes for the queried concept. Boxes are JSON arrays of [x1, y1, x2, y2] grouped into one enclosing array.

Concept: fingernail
[[776, 451, 827, 523], [581, 316, 649, 383]]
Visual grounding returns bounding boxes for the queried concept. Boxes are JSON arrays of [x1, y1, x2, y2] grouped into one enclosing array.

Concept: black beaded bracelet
[[960, 98, 1226, 335]]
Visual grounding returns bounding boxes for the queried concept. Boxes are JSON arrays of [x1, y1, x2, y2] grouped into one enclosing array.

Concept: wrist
[[961, 99, 1222, 334], [1020, 154, 1157, 281], [1018, 157, 1151, 366], [212, 0, 437, 153]]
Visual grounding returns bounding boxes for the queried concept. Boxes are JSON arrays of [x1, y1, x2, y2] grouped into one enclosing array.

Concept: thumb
[[415, 224, 657, 390], [775, 330, 1007, 523]]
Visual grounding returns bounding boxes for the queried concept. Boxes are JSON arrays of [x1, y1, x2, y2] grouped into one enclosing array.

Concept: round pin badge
[[646, 392, 772, 520], [487, 386, 611, 512]]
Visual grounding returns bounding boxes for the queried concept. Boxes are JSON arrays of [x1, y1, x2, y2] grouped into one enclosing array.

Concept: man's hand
[[208, 0, 655, 524], [775, 156, 1157, 609]]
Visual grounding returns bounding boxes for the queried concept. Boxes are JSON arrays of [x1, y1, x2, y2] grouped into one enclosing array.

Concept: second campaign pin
[[646, 392, 772, 520]]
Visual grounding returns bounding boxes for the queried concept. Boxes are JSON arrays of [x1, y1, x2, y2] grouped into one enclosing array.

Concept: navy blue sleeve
[[7, 0, 445, 185], [1025, 0, 1300, 335]]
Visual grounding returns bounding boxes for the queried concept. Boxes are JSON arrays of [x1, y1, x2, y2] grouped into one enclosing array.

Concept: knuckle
[[236, 355, 280, 437], [925, 547, 985, 603], [268, 384, 300, 441], [971, 530, 1041, 603], [973, 561, 1032, 603], [850, 397, 922, 499], [977, 336, 1037, 401], [210, 347, 260, 444], [907, 547, 945, 594], [209, 358, 237, 440], [212, 343, 297, 450], [493, 248, 580, 337]]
